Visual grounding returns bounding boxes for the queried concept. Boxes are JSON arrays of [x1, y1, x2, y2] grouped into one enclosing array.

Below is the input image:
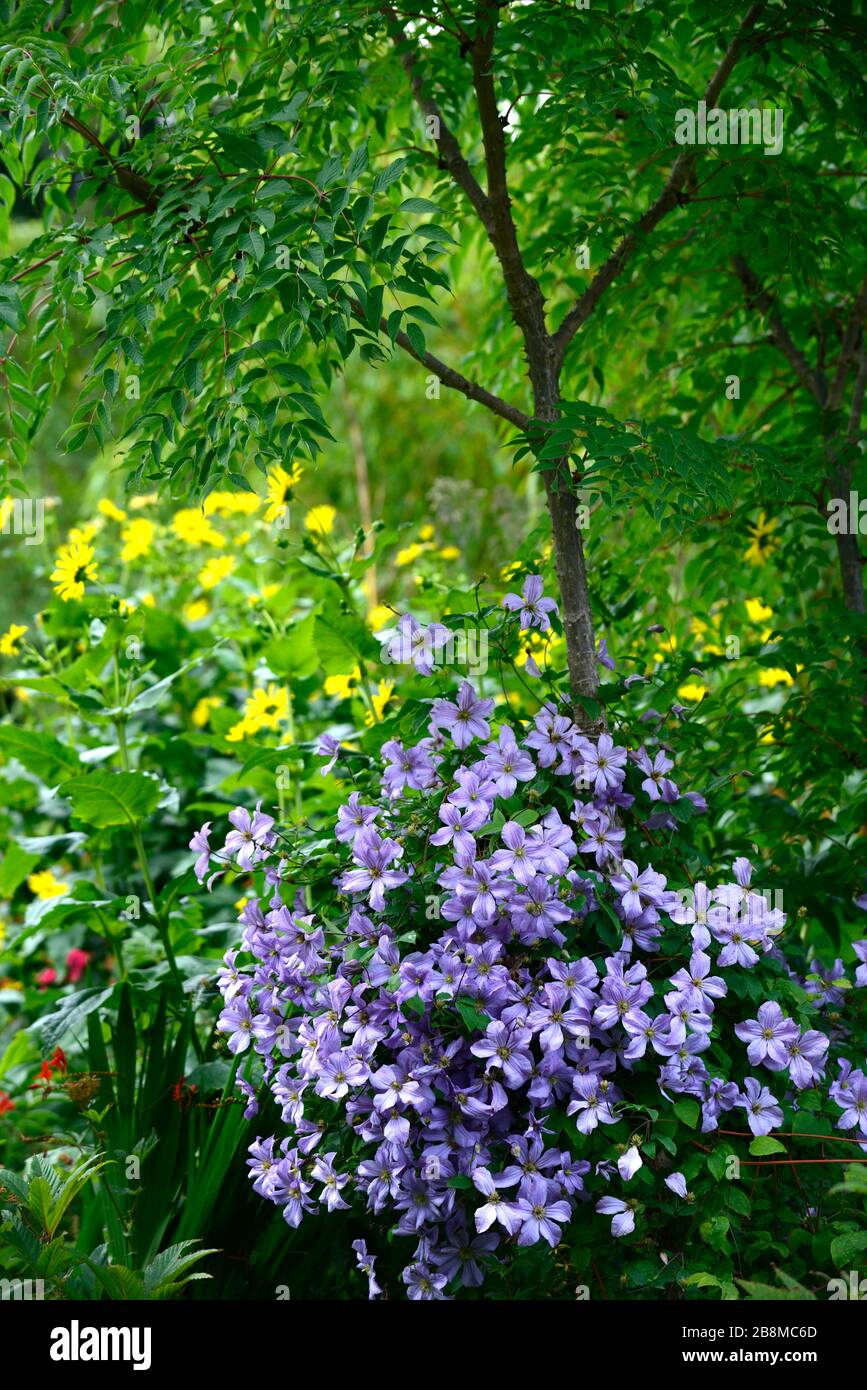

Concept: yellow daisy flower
[[758, 667, 793, 689], [199, 555, 237, 590], [439, 545, 460, 561], [419, 523, 435, 541], [192, 696, 222, 727], [51, 540, 98, 602], [745, 597, 773, 624], [364, 679, 394, 726], [225, 716, 257, 743], [325, 669, 362, 699], [0, 624, 28, 656], [204, 490, 261, 517], [264, 464, 303, 524], [745, 513, 779, 566], [121, 518, 155, 562], [367, 604, 394, 633], [98, 498, 127, 523], [305, 504, 336, 537], [129, 494, 159, 510], [140, 591, 156, 608], [183, 599, 210, 623], [173, 508, 225, 547], [27, 869, 70, 899], [677, 681, 708, 703], [246, 683, 290, 730], [68, 523, 98, 546], [395, 542, 426, 567]]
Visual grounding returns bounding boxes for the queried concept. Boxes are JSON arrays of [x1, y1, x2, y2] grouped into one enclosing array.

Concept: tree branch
[[379, 4, 491, 226], [470, 0, 552, 399], [59, 112, 158, 209], [731, 255, 826, 402], [550, 2, 766, 365], [348, 298, 530, 430]]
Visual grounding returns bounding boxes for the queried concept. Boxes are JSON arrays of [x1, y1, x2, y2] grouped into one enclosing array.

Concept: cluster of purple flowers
[[192, 604, 866, 1299]]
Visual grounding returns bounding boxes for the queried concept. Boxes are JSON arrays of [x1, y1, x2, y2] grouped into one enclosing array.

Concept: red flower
[[171, 1075, 198, 1110], [65, 948, 90, 983], [35, 967, 57, 990], [28, 1047, 69, 1091], [29, 1059, 55, 1089], [0, 1091, 14, 1115]]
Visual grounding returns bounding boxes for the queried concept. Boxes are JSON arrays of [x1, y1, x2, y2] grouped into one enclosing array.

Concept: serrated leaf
[[59, 771, 163, 827]]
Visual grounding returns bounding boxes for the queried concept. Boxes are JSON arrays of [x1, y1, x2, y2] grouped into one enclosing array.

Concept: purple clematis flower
[[335, 791, 378, 843], [617, 1145, 642, 1181], [634, 746, 678, 802], [502, 574, 558, 631], [480, 727, 535, 796], [581, 734, 628, 795], [472, 1167, 524, 1235], [224, 802, 276, 870], [514, 1176, 571, 1246], [340, 828, 408, 912], [353, 1239, 382, 1298], [190, 821, 211, 882], [739, 1076, 784, 1136], [385, 613, 451, 675], [217, 998, 255, 1053], [431, 680, 494, 750], [734, 1002, 799, 1070], [381, 738, 435, 796], [490, 820, 540, 885], [664, 1172, 688, 1199], [784, 1029, 829, 1090], [667, 950, 727, 1012], [595, 1196, 635, 1237], [470, 1021, 534, 1089]]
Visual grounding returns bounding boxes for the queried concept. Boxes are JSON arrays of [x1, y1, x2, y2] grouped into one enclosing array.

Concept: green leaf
[[749, 1135, 787, 1156], [0, 843, 41, 897], [673, 1098, 699, 1129], [59, 771, 163, 827], [29, 986, 116, 1050], [0, 726, 79, 781], [830, 1230, 867, 1267], [455, 998, 490, 1034]]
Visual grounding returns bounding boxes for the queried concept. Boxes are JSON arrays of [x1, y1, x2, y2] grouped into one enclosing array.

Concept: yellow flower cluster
[[0, 624, 27, 656], [121, 518, 156, 562], [28, 869, 70, 899], [226, 684, 291, 742], [205, 491, 261, 518], [173, 508, 225, 547], [198, 555, 237, 590]]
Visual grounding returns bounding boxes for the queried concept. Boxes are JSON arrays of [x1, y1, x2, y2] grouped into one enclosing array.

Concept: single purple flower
[[502, 574, 558, 631]]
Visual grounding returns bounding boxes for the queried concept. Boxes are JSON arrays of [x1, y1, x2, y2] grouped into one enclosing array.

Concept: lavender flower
[[502, 574, 558, 630]]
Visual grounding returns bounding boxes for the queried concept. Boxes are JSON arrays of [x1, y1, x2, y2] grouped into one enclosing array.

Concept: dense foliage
[[1, 0, 866, 1301]]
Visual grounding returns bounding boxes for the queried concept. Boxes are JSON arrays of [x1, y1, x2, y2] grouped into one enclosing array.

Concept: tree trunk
[[533, 366, 600, 720]]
